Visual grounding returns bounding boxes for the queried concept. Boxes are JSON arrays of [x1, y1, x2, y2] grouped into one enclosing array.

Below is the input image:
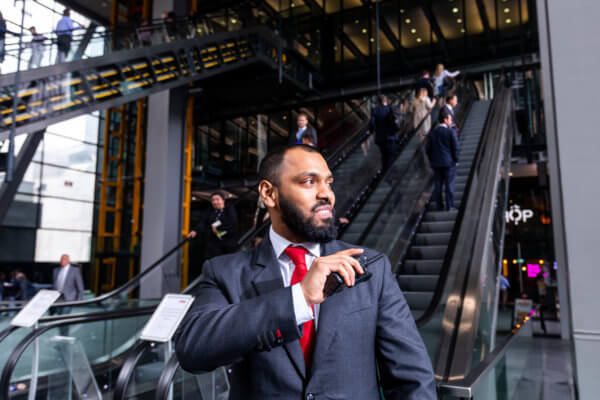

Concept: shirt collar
[[269, 226, 320, 260], [446, 104, 453, 110], [440, 123, 449, 128]]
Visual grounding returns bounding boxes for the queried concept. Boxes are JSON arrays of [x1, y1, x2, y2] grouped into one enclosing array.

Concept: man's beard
[[278, 193, 338, 243]]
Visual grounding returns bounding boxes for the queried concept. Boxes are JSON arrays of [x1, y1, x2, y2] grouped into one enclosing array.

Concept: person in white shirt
[[53, 254, 84, 302], [27, 27, 46, 69], [433, 63, 460, 97]]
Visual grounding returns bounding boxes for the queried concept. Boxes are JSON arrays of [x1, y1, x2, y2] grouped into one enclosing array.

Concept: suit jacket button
[[306, 393, 315, 400]]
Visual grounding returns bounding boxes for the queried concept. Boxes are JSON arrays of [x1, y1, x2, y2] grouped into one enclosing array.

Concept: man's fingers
[[329, 262, 354, 287], [336, 248, 364, 257]]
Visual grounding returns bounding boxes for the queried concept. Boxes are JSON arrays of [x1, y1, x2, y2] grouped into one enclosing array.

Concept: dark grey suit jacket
[[52, 266, 84, 301], [175, 235, 436, 399]]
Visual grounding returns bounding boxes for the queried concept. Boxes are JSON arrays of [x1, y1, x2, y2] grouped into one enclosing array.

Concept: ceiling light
[[361, 28, 368, 34], [457, 18, 463, 23], [405, 18, 411, 24], [400, 9, 405, 13], [333, 45, 338, 51], [230, 18, 237, 24], [504, 7, 510, 13], [460, 28, 466, 33], [416, 37, 422, 43], [505, 18, 512, 24], [410, 28, 417, 34], [282, 115, 287, 120], [370, 37, 375, 43], [452, 7, 459, 13], [306, 41, 311, 47], [355, 19, 360, 24]]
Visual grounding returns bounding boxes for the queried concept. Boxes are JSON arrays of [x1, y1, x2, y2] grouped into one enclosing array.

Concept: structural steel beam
[[422, 0, 449, 60], [475, 0, 495, 54]]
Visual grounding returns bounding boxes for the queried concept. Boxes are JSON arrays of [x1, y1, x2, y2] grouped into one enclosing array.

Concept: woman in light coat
[[433, 63, 460, 97], [412, 87, 436, 142]]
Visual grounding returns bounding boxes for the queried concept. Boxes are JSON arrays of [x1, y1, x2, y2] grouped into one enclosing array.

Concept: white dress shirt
[[269, 227, 319, 329], [56, 264, 70, 292], [295, 126, 306, 141]]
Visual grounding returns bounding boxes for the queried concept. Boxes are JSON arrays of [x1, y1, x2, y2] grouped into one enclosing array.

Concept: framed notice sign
[[140, 294, 195, 343], [11, 290, 62, 327]]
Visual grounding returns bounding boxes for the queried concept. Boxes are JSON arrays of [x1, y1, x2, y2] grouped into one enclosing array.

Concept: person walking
[[370, 95, 400, 170], [426, 112, 459, 210], [27, 27, 46, 69], [55, 9, 84, 64], [411, 87, 436, 142], [289, 112, 317, 145], [416, 70, 434, 99]]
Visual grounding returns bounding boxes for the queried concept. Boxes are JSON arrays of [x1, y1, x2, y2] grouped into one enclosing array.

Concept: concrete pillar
[[537, 1, 600, 398]]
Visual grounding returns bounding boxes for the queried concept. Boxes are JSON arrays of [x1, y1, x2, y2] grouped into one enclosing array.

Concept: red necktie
[[284, 246, 316, 370]]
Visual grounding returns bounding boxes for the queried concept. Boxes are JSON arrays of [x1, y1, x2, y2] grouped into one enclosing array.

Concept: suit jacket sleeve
[[174, 259, 301, 373], [74, 268, 84, 300], [450, 129, 459, 164], [376, 256, 437, 399], [219, 206, 237, 234]]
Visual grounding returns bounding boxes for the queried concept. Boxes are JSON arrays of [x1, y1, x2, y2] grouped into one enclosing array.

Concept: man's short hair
[[439, 108, 452, 123], [210, 192, 225, 201], [377, 95, 388, 105], [301, 130, 317, 145], [422, 70, 430, 76], [445, 93, 457, 103], [258, 144, 320, 186], [297, 112, 308, 120], [63, 8, 70, 16]]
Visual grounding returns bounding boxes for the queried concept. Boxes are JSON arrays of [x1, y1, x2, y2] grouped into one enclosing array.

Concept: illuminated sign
[[527, 264, 541, 278], [506, 204, 534, 225]]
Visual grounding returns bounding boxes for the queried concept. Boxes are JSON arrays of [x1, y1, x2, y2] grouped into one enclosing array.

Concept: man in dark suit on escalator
[[175, 144, 436, 400], [426, 111, 459, 211], [370, 95, 400, 170]]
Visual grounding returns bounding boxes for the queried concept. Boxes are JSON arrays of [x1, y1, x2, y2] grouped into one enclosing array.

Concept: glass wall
[[0, 111, 102, 263]]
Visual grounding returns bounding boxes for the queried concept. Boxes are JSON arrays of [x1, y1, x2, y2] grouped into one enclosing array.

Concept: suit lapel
[[311, 240, 347, 374], [250, 234, 307, 380]]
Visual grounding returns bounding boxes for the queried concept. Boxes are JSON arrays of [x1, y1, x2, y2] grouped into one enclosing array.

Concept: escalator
[[144, 79, 516, 399]]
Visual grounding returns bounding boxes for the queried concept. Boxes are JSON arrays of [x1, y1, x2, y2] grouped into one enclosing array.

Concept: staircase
[[398, 100, 492, 318]]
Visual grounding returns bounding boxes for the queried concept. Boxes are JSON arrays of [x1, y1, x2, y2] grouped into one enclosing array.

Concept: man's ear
[[258, 180, 277, 209]]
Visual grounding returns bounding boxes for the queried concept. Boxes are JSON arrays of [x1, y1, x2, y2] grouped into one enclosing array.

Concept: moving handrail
[[432, 80, 513, 381]]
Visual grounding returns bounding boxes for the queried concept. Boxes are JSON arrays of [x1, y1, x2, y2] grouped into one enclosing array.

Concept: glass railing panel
[[124, 342, 170, 399], [7, 312, 151, 397], [171, 367, 230, 400]]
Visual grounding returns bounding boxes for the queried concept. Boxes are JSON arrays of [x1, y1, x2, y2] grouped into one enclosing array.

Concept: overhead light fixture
[[306, 41, 311, 47], [410, 28, 417, 34], [416, 37, 422, 43], [504, 7, 510, 13], [282, 115, 287, 120], [460, 28, 466, 33], [333, 45, 338, 51], [405, 18, 411, 24], [369, 37, 375, 43], [457, 18, 463, 23], [505, 18, 512, 24], [361, 28, 368, 34], [355, 19, 360, 24], [400, 9, 405, 13], [230, 18, 237, 24], [452, 7, 459, 13]]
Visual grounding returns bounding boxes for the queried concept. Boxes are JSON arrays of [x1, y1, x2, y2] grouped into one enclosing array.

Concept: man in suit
[[443, 93, 459, 136], [370, 95, 399, 170], [289, 113, 318, 146], [175, 144, 436, 399], [426, 112, 459, 211], [53, 254, 84, 302], [188, 192, 238, 259]]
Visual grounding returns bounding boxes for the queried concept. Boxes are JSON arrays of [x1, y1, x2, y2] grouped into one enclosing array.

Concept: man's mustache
[[311, 200, 333, 213]]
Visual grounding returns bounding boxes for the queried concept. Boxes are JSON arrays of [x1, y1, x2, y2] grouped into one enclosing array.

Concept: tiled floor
[[510, 337, 576, 400]]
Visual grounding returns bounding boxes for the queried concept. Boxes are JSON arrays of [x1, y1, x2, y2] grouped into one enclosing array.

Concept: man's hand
[[187, 231, 197, 239], [300, 248, 364, 306], [211, 226, 218, 235]]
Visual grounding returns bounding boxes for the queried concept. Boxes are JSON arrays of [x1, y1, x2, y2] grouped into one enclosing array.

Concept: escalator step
[[419, 221, 454, 233], [423, 210, 458, 222], [398, 275, 439, 292], [408, 245, 448, 259], [403, 292, 434, 310], [415, 232, 452, 245], [402, 259, 444, 274]]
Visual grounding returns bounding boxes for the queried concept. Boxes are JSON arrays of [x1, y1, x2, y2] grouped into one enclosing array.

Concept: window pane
[[40, 165, 95, 202], [39, 197, 93, 231], [40, 133, 98, 172], [35, 229, 91, 262]]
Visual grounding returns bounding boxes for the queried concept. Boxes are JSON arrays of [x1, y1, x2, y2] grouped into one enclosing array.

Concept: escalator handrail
[[432, 81, 513, 381], [0, 238, 191, 313], [436, 318, 531, 398], [0, 305, 156, 399], [113, 340, 153, 400], [354, 105, 436, 244], [154, 352, 182, 400]]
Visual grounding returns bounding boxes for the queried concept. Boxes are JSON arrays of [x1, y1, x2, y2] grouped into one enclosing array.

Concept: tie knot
[[284, 246, 308, 267]]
